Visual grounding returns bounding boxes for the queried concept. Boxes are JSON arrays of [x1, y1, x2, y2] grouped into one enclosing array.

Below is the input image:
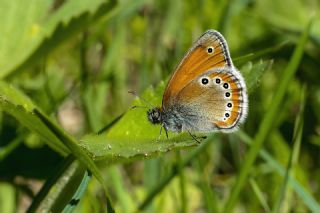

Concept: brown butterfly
[[147, 30, 248, 136]]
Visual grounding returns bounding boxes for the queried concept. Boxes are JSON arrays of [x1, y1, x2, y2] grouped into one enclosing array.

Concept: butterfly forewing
[[163, 30, 232, 108]]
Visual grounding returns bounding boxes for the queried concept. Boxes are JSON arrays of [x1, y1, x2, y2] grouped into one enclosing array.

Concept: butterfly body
[[147, 30, 248, 134]]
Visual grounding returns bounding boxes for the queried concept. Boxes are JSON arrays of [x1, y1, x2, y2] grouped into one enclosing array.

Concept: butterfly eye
[[227, 103, 232, 108], [215, 78, 221, 84], [225, 92, 231, 97], [223, 83, 229, 89], [225, 113, 230, 118], [207, 46, 214, 54], [201, 77, 209, 85]]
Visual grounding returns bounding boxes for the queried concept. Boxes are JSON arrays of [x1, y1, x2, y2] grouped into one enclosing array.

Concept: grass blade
[[272, 85, 306, 212], [108, 166, 135, 213], [177, 151, 187, 213], [249, 178, 271, 213], [236, 130, 320, 211], [223, 19, 313, 213], [138, 134, 217, 211], [33, 109, 110, 203], [194, 158, 220, 213], [27, 155, 83, 212], [0, 135, 23, 161], [62, 170, 92, 213]]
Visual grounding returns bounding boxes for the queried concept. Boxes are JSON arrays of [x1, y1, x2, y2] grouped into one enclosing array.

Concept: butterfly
[[147, 30, 248, 136]]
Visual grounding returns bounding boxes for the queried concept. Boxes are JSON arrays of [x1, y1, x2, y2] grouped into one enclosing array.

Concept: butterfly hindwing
[[174, 68, 247, 132]]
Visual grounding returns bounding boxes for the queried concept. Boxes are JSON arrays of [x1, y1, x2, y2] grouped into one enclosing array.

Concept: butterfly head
[[147, 107, 162, 124]]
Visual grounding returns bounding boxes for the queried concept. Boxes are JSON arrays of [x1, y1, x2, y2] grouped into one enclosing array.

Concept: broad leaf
[[0, 81, 107, 194], [80, 60, 272, 165], [0, 81, 69, 155], [0, 0, 116, 78]]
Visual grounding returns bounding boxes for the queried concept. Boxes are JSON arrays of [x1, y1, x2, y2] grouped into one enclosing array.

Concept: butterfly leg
[[157, 125, 169, 142], [187, 131, 206, 144], [164, 127, 169, 139]]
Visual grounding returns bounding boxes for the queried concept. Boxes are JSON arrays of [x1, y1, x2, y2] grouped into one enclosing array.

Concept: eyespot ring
[[201, 77, 209, 85], [207, 46, 214, 54]]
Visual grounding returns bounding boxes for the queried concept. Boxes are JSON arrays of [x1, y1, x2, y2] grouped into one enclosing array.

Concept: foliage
[[0, 0, 320, 212]]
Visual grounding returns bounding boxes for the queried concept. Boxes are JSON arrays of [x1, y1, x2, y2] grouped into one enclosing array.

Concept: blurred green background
[[0, 0, 320, 212]]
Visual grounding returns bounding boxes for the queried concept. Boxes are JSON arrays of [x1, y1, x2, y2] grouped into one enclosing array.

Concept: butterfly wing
[[174, 68, 248, 132], [163, 30, 233, 109]]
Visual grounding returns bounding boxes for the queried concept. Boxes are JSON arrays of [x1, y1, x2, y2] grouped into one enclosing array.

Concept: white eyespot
[[207, 46, 214, 54], [200, 77, 209, 85]]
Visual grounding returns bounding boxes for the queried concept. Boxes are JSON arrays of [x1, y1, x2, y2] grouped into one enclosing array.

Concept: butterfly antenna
[[128, 90, 155, 109]]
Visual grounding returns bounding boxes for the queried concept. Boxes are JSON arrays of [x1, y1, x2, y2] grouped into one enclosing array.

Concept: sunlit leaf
[[0, 0, 116, 78]]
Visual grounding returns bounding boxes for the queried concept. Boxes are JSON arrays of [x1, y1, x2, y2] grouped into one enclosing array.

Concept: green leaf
[[80, 82, 199, 166], [240, 60, 273, 93], [0, 0, 116, 78], [256, 0, 320, 36], [0, 81, 108, 200], [0, 81, 69, 155]]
